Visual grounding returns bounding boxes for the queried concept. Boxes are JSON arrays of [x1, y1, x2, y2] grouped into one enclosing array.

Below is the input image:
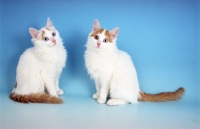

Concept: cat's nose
[[52, 39, 56, 44], [97, 42, 101, 47]]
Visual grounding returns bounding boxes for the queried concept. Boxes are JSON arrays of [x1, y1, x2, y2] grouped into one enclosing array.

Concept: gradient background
[[0, 0, 199, 129]]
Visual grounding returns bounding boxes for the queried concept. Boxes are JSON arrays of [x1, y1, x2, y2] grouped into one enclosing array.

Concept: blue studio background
[[0, 0, 199, 129]]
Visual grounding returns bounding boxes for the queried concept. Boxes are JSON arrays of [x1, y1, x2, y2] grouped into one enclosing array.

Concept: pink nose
[[52, 39, 56, 44], [97, 42, 101, 47]]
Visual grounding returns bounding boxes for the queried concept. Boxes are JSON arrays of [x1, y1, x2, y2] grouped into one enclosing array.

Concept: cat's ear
[[29, 28, 39, 39], [109, 27, 119, 39], [46, 17, 55, 30], [92, 19, 101, 32]]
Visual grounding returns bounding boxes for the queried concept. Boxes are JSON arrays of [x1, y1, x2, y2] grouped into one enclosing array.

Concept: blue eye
[[44, 37, 49, 41], [52, 32, 56, 37], [103, 38, 108, 43]]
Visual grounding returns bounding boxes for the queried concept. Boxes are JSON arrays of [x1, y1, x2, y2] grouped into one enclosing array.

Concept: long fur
[[10, 93, 63, 104], [10, 18, 67, 104], [84, 19, 184, 106], [139, 87, 184, 102]]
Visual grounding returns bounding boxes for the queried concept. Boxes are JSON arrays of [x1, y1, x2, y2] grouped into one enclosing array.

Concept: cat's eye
[[52, 32, 56, 37], [94, 35, 99, 40], [103, 38, 108, 43], [44, 37, 49, 41]]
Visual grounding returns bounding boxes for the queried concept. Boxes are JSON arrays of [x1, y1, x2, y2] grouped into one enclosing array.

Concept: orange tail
[[9, 93, 63, 104], [138, 87, 184, 102]]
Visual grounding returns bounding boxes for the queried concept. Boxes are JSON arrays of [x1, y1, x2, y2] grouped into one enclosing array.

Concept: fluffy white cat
[[10, 18, 67, 104], [84, 19, 184, 106]]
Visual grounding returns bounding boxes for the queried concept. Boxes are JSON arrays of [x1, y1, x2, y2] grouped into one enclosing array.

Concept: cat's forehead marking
[[90, 28, 104, 37], [91, 28, 113, 43], [41, 30, 45, 40], [45, 27, 54, 32]]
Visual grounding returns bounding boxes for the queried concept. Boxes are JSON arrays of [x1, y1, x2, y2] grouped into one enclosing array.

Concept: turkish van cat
[[10, 18, 67, 104], [84, 19, 184, 106]]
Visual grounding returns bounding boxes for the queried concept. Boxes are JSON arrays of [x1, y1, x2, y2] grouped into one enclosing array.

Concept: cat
[[10, 17, 67, 104], [84, 19, 184, 106]]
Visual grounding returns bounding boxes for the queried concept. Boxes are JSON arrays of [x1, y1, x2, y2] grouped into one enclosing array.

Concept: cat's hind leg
[[107, 99, 128, 106]]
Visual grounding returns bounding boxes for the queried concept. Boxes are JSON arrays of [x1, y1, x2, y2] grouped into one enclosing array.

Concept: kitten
[[10, 18, 67, 104], [84, 19, 184, 106]]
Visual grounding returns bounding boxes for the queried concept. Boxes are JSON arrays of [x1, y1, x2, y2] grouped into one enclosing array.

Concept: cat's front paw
[[97, 98, 106, 104], [51, 94, 58, 98], [93, 93, 99, 99], [57, 89, 64, 95]]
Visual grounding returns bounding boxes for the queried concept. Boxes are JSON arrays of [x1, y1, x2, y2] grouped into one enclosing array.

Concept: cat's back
[[115, 50, 136, 74], [19, 47, 36, 61], [117, 50, 133, 63], [112, 49, 139, 86], [17, 47, 38, 78], [17, 47, 38, 69]]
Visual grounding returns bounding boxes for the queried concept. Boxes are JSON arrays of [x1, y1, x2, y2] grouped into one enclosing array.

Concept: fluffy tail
[[9, 93, 63, 104], [138, 87, 184, 102]]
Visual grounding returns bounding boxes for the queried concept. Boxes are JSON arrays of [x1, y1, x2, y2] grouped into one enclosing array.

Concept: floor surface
[[0, 93, 199, 129]]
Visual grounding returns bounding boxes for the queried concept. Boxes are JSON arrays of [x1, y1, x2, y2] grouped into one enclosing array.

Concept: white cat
[[10, 18, 67, 104], [84, 19, 184, 106]]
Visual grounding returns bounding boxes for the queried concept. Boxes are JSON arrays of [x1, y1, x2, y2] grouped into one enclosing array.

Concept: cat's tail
[[138, 87, 184, 102], [9, 93, 63, 104]]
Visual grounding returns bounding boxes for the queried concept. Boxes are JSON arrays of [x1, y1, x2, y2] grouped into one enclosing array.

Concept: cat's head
[[86, 19, 119, 50], [29, 17, 61, 48]]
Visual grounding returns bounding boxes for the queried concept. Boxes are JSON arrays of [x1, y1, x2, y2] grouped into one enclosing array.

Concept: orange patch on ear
[[41, 31, 45, 40], [105, 30, 113, 43], [90, 28, 104, 37]]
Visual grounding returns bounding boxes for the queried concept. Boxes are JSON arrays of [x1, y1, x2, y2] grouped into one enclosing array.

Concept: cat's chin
[[96, 45, 103, 49], [49, 43, 56, 47]]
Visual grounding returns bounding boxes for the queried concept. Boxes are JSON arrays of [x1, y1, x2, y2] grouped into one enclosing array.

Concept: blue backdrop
[[0, 0, 199, 129], [0, 0, 198, 100]]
